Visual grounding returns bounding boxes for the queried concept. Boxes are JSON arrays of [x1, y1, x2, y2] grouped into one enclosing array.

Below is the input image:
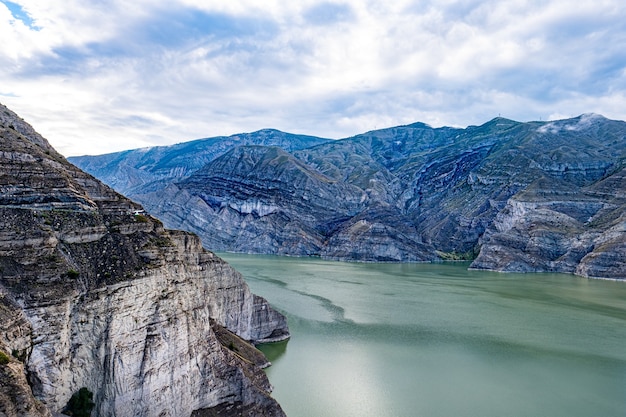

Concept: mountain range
[[70, 114, 626, 279]]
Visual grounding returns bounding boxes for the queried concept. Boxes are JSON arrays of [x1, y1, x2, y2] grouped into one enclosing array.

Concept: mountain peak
[[0, 102, 57, 154], [405, 121, 432, 129], [485, 116, 521, 126], [536, 113, 613, 135]]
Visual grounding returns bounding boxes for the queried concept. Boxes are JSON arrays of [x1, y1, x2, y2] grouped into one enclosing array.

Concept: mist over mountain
[[70, 114, 626, 279]]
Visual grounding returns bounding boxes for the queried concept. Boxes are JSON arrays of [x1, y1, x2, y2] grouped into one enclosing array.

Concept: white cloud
[[1, 0, 626, 156]]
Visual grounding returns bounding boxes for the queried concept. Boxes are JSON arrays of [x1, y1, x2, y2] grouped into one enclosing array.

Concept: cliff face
[[471, 169, 626, 279], [0, 103, 288, 416], [70, 114, 626, 279], [0, 296, 52, 417]]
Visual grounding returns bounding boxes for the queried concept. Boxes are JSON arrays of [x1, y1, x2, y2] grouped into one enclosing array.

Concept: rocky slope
[[69, 129, 330, 197], [472, 168, 626, 279], [71, 114, 626, 279], [0, 103, 289, 416]]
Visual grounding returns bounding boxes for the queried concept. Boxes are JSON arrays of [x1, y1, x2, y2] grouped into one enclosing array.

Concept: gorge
[[0, 103, 289, 416], [71, 114, 626, 279], [222, 253, 626, 417], [2, 101, 624, 416]]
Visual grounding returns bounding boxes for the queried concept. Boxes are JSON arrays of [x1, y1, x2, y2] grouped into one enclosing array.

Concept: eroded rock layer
[[71, 113, 626, 279], [0, 103, 288, 416]]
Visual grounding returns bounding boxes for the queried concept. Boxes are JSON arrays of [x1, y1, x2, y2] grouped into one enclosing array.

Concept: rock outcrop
[[0, 103, 288, 416], [70, 114, 626, 279], [472, 169, 626, 279], [0, 296, 52, 417]]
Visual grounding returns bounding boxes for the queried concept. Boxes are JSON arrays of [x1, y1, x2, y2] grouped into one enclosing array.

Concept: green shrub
[[65, 387, 95, 417], [11, 349, 26, 362], [134, 214, 149, 223], [0, 351, 10, 365], [66, 269, 80, 279]]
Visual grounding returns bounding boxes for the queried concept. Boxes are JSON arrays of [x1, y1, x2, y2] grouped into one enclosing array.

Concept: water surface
[[219, 254, 626, 417]]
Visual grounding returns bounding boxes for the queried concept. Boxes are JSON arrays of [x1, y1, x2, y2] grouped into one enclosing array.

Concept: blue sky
[[1, 0, 626, 156]]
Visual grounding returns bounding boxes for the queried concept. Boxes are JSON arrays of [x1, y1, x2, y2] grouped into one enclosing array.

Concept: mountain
[[0, 103, 289, 416], [69, 129, 331, 196], [71, 114, 626, 279]]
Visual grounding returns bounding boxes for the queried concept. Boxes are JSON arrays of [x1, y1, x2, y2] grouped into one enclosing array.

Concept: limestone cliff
[[0, 103, 288, 416], [0, 296, 52, 417]]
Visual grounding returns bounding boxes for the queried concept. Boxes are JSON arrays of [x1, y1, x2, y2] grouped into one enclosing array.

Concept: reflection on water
[[260, 339, 288, 365], [221, 254, 626, 417]]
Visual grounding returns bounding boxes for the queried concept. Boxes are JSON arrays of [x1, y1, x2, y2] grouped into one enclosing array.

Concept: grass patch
[[436, 249, 478, 261], [134, 214, 149, 223]]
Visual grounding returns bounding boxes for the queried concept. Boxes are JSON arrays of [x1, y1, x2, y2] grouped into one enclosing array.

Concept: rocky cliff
[[472, 168, 626, 279], [0, 103, 289, 416], [70, 114, 626, 279]]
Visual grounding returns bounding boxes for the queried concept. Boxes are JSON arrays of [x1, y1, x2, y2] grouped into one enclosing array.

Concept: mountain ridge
[[69, 114, 626, 279], [70, 129, 331, 196]]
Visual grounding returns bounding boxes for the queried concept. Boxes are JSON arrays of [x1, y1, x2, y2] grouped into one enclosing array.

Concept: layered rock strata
[[472, 170, 626, 279], [73, 114, 626, 278], [0, 103, 288, 416]]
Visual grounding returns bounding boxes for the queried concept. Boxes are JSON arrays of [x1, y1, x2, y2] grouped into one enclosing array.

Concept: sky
[[1, 0, 626, 157]]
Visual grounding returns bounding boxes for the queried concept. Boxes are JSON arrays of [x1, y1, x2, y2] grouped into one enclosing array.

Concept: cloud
[[1, 0, 626, 156], [303, 2, 355, 26]]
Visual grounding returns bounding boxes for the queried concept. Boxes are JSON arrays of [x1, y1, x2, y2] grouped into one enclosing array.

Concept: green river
[[218, 254, 626, 417]]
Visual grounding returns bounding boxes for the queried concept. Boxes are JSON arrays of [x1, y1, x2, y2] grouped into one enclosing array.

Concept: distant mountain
[[69, 129, 331, 196], [71, 114, 626, 279]]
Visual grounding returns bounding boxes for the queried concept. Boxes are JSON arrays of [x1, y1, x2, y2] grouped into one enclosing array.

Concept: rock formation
[[69, 114, 626, 279], [472, 169, 626, 279], [0, 103, 289, 416]]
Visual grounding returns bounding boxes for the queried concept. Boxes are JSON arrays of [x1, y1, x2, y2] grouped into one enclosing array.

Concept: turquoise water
[[219, 254, 626, 417]]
